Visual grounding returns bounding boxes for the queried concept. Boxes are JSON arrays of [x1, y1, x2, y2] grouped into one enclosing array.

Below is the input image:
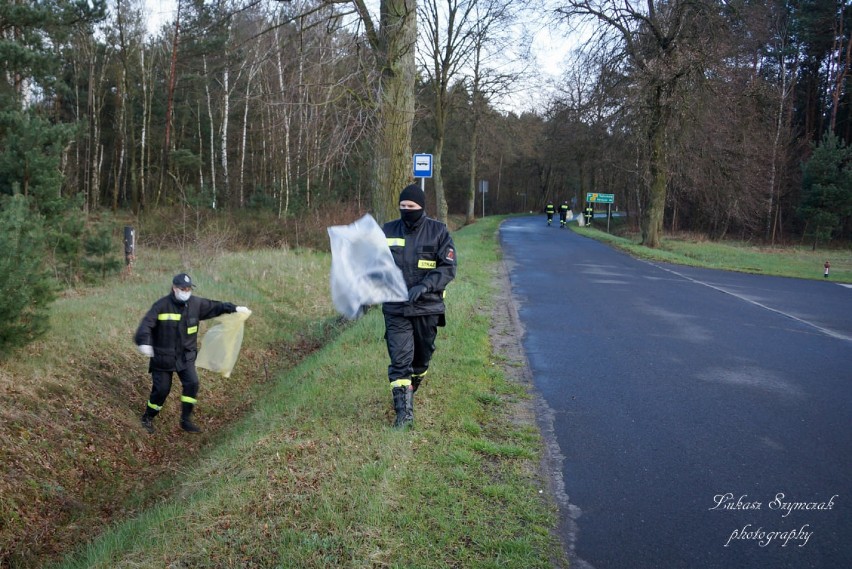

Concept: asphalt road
[[499, 215, 852, 569]]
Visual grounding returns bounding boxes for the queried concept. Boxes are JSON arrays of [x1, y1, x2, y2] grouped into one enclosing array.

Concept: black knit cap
[[399, 184, 426, 208]]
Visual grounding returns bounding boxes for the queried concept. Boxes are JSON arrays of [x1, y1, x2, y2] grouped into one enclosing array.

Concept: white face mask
[[174, 288, 192, 302]]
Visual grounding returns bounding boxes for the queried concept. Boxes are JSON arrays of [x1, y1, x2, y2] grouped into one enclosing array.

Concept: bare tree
[[159, 0, 183, 206], [345, 0, 418, 223], [464, 0, 527, 223], [555, 0, 716, 247], [418, 0, 477, 223], [827, 1, 851, 134]]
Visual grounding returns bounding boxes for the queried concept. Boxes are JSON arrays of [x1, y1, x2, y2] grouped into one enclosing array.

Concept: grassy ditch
[[46, 216, 566, 569], [572, 223, 852, 282], [0, 245, 342, 567]]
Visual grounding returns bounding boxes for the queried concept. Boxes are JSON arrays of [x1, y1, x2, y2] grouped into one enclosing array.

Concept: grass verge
[[0, 246, 342, 567], [48, 216, 567, 568], [572, 223, 852, 282]]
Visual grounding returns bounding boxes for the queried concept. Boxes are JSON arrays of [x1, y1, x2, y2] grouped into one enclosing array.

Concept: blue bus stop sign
[[413, 154, 433, 178]]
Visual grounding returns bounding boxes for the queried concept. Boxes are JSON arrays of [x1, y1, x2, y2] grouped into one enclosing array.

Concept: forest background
[[2, 0, 852, 353], [1, 0, 851, 564]]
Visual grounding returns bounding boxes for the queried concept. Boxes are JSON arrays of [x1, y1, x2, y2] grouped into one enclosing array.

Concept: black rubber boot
[[411, 372, 426, 393], [392, 385, 414, 428], [180, 402, 201, 433], [140, 406, 158, 434]]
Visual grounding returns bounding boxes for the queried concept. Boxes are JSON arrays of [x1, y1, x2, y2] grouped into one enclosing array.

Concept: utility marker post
[[123, 226, 136, 275]]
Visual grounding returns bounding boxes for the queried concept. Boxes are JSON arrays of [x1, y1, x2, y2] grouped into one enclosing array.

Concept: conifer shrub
[[81, 222, 123, 282], [0, 195, 57, 357]]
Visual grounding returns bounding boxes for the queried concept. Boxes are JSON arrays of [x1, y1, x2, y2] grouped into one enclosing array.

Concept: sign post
[[585, 193, 616, 232], [478, 180, 489, 218], [413, 153, 433, 192]]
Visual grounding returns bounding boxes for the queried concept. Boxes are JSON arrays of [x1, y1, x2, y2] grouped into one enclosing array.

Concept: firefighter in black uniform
[[558, 200, 570, 228], [545, 201, 555, 226], [134, 273, 248, 434], [382, 184, 457, 428]]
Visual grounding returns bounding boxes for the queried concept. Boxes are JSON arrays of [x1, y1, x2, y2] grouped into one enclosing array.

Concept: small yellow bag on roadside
[[196, 309, 251, 378]]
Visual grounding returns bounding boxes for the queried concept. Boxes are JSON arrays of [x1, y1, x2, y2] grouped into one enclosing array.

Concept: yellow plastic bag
[[196, 309, 251, 378]]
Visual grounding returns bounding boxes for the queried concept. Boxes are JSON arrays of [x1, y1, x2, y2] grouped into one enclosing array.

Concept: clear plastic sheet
[[196, 309, 251, 378], [327, 214, 408, 320]]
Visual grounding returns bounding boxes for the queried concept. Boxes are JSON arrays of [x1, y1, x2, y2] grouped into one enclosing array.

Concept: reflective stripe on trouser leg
[[385, 313, 441, 383], [411, 370, 428, 393], [177, 366, 199, 400]]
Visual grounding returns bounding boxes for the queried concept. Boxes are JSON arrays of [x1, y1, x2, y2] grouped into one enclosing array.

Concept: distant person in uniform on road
[[134, 273, 249, 434], [545, 201, 555, 226], [559, 200, 570, 228], [382, 184, 457, 428]]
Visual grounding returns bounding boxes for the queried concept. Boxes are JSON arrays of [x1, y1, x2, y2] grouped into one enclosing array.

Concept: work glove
[[236, 306, 250, 314], [408, 284, 427, 303], [137, 344, 154, 357], [222, 302, 237, 313]]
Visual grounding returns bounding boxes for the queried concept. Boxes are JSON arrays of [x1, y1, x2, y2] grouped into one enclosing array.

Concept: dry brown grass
[[0, 207, 358, 568]]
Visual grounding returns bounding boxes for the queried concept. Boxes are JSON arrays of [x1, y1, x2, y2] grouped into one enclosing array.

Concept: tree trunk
[[641, 88, 670, 248], [433, 136, 447, 222], [160, 0, 181, 206], [274, 22, 290, 218], [203, 55, 217, 209], [139, 45, 149, 210], [112, 66, 125, 212], [221, 65, 230, 205], [465, 121, 479, 224], [371, 0, 417, 224], [239, 70, 253, 208]]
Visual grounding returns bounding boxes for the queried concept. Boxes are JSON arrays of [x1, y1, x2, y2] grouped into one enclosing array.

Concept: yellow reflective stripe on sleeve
[[180, 396, 197, 404], [158, 313, 181, 321], [390, 379, 412, 389], [147, 400, 163, 411], [387, 238, 405, 247], [418, 260, 436, 269], [187, 326, 198, 334]]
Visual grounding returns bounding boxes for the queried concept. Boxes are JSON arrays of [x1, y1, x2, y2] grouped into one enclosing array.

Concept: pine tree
[[0, 1, 104, 353], [82, 223, 123, 281], [799, 132, 852, 249], [0, 194, 57, 357]]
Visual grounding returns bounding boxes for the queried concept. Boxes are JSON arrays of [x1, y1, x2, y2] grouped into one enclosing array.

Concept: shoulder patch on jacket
[[446, 247, 455, 262]]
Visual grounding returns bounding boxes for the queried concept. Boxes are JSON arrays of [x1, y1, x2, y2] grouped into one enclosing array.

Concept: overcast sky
[[143, 0, 176, 35]]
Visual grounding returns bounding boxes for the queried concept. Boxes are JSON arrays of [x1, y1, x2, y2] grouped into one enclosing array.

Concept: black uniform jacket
[[134, 292, 233, 372], [382, 214, 457, 318]]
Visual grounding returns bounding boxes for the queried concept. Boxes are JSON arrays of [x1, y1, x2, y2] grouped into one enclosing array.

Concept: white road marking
[[647, 262, 852, 343]]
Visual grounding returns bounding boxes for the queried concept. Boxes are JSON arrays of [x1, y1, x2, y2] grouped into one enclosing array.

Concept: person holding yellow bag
[[134, 273, 248, 434]]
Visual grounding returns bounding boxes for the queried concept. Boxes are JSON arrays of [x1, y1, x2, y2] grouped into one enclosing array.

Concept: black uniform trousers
[[384, 313, 440, 382], [149, 366, 200, 407]]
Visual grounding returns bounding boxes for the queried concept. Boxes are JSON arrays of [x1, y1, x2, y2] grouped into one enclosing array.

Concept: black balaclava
[[399, 184, 426, 228]]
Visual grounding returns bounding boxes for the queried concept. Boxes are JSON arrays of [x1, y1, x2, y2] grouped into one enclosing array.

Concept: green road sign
[[586, 192, 614, 204]]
